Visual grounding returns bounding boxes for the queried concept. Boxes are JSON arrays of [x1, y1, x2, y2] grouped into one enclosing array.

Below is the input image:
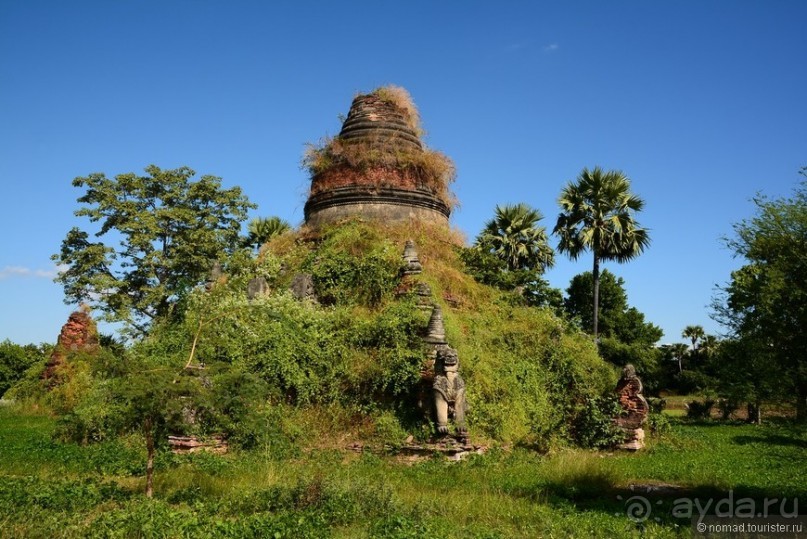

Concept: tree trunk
[[145, 417, 155, 498], [592, 253, 600, 341]]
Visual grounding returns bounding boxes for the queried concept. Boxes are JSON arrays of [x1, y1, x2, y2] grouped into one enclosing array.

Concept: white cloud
[[0, 264, 66, 280], [542, 43, 559, 53]]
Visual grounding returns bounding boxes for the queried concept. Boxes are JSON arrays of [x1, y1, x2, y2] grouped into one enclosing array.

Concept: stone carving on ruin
[[205, 260, 224, 291], [433, 347, 468, 441], [614, 364, 649, 450], [247, 276, 269, 299], [290, 273, 317, 303], [423, 304, 447, 345], [401, 240, 423, 275]]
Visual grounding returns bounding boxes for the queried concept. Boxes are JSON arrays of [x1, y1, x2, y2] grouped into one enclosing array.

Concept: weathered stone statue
[[290, 273, 317, 302], [433, 347, 467, 439], [401, 240, 423, 275], [205, 260, 224, 290], [615, 364, 649, 450], [247, 276, 269, 299]]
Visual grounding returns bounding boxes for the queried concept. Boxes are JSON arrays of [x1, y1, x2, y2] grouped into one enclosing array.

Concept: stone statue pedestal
[[618, 427, 645, 451]]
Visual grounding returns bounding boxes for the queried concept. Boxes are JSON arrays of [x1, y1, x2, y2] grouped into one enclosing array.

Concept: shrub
[[647, 412, 671, 436], [569, 395, 625, 449], [0, 340, 48, 397], [676, 369, 716, 394], [300, 220, 404, 307], [686, 399, 715, 419], [647, 397, 666, 414], [717, 398, 741, 420], [2, 360, 48, 403]]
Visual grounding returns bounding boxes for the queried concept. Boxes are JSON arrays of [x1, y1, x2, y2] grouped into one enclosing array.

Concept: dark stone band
[[304, 186, 451, 220]]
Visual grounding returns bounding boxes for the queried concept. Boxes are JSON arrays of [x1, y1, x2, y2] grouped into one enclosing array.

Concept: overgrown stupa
[[303, 86, 455, 227]]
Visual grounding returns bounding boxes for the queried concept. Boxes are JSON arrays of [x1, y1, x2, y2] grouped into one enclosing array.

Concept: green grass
[[1, 405, 805, 538], [609, 419, 807, 496]]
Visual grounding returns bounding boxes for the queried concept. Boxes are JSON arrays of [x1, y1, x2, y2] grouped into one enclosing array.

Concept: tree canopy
[[243, 216, 291, 250], [476, 203, 555, 273], [463, 203, 561, 310], [713, 169, 807, 421], [0, 340, 48, 397], [52, 165, 255, 336], [564, 269, 662, 385], [554, 167, 650, 338]]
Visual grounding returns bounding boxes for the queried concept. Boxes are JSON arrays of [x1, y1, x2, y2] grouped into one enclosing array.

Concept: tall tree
[[565, 269, 662, 383], [565, 269, 631, 340], [699, 334, 720, 360], [713, 169, 807, 421], [466, 203, 560, 309], [666, 343, 690, 374], [476, 203, 555, 272], [554, 167, 650, 339], [53, 165, 255, 336]]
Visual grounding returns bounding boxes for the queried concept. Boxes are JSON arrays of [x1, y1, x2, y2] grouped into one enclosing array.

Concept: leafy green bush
[[717, 397, 741, 420], [676, 369, 716, 394], [0, 340, 48, 397], [304, 221, 404, 307], [569, 395, 624, 449], [2, 359, 48, 402], [647, 411, 671, 435], [458, 246, 562, 311], [646, 397, 666, 414], [0, 476, 130, 513], [686, 399, 715, 419]]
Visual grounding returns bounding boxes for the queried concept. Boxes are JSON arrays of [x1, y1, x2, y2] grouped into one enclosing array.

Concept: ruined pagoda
[[303, 86, 455, 227]]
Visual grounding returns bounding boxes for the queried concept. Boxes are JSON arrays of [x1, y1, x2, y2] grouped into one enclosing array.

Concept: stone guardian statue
[[433, 347, 468, 439]]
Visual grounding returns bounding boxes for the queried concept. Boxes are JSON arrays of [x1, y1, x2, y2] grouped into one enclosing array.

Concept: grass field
[[1, 405, 805, 538]]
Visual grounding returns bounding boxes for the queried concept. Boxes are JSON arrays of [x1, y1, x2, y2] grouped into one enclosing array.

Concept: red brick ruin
[[42, 307, 99, 384]]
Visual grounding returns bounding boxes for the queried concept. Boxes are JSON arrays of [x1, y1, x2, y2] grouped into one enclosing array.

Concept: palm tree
[[244, 216, 291, 250], [476, 203, 555, 272], [699, 334, 719, 359], [553, 167, 650, 339], [682, 324, 705, 353], [669, 342, 690, 374]]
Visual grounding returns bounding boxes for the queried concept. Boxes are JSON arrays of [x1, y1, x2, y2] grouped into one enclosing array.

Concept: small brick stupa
[[303, 86, 455, 228], [42, 306, 99, 385]]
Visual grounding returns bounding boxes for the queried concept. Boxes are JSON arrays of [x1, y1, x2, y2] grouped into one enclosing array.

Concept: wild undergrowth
[[254, 219, 617, 447], [11, 219, 617, 452], [3, 406, 805, 538]]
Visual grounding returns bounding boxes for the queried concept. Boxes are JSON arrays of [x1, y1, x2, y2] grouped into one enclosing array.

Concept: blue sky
[[1, 1, 805, 345]]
